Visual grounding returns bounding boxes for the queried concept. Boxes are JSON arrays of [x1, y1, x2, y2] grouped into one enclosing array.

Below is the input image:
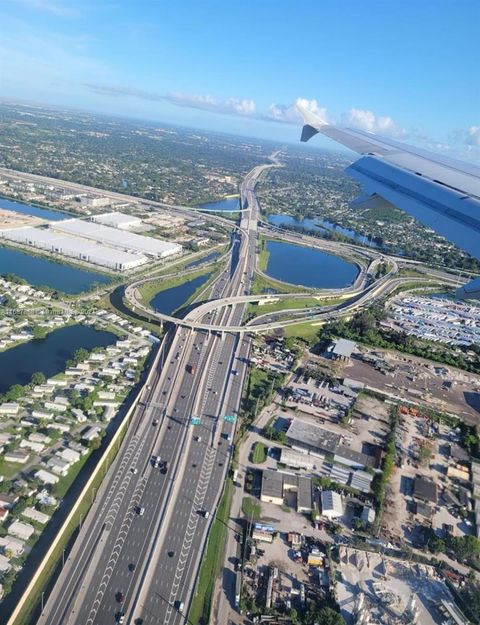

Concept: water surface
[[150, 273, 212, 317], [0, 246, 111, 293], [265, 240, 358, 289], [0, 197, 69, 221], [196, 197, 240, 212], [186, 251, 220, 269], [268, 214, 380, 247], [0, 324, 116, 393]]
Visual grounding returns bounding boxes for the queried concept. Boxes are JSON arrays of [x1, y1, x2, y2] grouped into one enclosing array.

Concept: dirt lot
[[337, 547, 454, 625], [345, 347, 480, 424], [383, 414, 475, 545], [0, 207, 45, 229]]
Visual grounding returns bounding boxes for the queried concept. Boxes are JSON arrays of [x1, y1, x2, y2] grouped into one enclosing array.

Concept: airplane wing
[[297, 102, 480, 299]]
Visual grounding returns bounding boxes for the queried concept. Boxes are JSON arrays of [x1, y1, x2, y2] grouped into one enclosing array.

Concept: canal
[[0, 324, 117, 393]]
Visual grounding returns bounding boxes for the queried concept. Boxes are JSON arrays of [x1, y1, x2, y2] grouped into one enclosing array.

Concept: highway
[[35, 155, 275, 625]]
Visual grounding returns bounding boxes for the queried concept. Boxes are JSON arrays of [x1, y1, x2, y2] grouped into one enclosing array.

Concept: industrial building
[[50, 219, 181, 258], [320, 490, 344, 520], [413, 476, 438, 504], [0, 227, 146, 271], [260, 470, 313, 514], [286, 418, 342, 457], [330, 338, 357, 361], [90, 212, 142, 230]]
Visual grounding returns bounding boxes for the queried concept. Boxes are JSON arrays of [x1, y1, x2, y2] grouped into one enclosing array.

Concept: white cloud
[[465, 125, 480, 146], [342, 107, 407, 138], [165, 92, 256, 117], [266, 97, 328, 124]]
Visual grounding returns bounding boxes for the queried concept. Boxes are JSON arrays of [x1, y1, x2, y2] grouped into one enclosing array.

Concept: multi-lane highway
[[35, 156, 275, 625]]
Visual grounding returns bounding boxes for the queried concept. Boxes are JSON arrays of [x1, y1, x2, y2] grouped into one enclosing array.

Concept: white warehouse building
[[90, 212, 142, 230], [50, 219, 181, 258], [0, 227, 147, 271]]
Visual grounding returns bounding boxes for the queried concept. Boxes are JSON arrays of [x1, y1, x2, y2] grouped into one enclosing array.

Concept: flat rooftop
[[332, 338, 356, 358], [286, 418, 342, 454]]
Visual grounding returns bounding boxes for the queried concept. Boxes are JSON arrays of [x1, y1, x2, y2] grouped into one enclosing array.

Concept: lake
[[196, 197, 240, 212], [150, 272, 212, 316], [0, 246, 111, 293], [0, 196, 69, 221], [0, 324, 116, 393], [264, 240, 358, 289], [268, 213, 380, 247]]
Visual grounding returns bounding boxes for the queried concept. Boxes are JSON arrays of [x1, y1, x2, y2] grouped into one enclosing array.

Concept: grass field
[[283, 320, 324, 342], [189, 479, 234, 625], [242, 497, 262, 520], [251, 441, 267, 464]]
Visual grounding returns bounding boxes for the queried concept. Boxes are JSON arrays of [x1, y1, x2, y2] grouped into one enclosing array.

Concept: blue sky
[[0, 0, 479, 157]]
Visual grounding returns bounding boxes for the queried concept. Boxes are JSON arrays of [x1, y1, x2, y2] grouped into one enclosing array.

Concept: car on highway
[[116, 591, 125, 603], [137, 506, 145, 516], [131, 467, 138, 474], [128, 563, 136, 572], [175, 600, 185, 613], [116, 612, 125, 624], [152, 419, 159, 426]]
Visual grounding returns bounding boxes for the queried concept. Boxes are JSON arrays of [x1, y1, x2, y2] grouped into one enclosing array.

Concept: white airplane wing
[[297, 102, 480, 298]]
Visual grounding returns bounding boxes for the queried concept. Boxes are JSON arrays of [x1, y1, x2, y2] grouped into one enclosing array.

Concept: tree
[[73, 348, 89, 364], [30, 371, 46, 386], [305, 605, 345, 625], [31, 325, 47, 340]]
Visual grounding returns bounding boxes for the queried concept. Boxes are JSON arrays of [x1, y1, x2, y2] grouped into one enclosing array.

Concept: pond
[[0, 324, 117, 393], [150, 273, 212, 317], [0, 246, 111, 293], [196, 197, 240, 212], [264, 240, 358, 289]]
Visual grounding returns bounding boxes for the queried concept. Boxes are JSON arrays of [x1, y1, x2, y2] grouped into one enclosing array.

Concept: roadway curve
[[31, 154, 274, 625]]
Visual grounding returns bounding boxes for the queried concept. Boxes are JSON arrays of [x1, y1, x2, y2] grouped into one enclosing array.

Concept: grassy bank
[[189, 478, 234, 625], [283, 319, 324, 342], [250, 272, 306, 295]]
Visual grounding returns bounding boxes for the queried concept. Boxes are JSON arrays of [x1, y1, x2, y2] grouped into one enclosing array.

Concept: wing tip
[[296, 100, 327, 143]]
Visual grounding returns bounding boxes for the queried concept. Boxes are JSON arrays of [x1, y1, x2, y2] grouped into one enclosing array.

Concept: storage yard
[[389, 295, 480, 346]]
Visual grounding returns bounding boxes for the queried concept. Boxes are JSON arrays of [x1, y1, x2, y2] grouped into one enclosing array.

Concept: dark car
[[129, 563, 136, 572], [116, 591, 125, 603]]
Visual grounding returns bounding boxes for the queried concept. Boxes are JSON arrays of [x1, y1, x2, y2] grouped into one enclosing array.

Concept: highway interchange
[[29, 153, 463, 625], [35, 157, 272, 625]]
